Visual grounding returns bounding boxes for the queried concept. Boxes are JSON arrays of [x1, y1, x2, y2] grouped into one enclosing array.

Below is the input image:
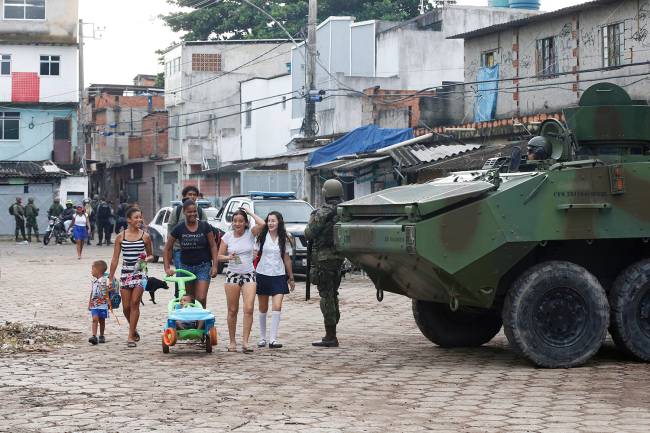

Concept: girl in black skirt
[[255, 211, 295, 349]]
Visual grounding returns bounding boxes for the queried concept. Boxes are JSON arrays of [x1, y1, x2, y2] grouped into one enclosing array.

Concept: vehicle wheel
[[163, 328, 177, 346], [209, 327, 218, 347], [412, 300, 502, 348], [609, 259, 650, 362], [206, 332, 213, 353], [43, 233, 51, 245], [502, 261, 609, 368], [162, 334, 170, 354], [152, 255, 160, 263]]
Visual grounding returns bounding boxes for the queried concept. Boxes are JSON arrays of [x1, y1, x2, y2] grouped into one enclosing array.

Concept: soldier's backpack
[[8, 204, 14, 216]]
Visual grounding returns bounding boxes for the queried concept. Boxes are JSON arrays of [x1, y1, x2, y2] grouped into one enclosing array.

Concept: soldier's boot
[[311, 325, 339, 347], [35, 231, 40, 242]]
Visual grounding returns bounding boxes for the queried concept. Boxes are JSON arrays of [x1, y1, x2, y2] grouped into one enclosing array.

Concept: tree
[[154, 72, 165, 89], [161, 0, 433, 41]]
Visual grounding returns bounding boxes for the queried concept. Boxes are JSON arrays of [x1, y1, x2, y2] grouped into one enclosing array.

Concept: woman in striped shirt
[[109, 206, 153, 347]]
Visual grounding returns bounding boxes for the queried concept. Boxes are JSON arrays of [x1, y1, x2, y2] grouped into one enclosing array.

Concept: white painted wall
[[0, 0, 78, 44], [59, 175, 88, 203], [240, 74, 294, 160], [163, 41, 293, 177], [0, 44, 78, 103]]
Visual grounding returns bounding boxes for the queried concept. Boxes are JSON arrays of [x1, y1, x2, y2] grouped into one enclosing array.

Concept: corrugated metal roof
[[391, 143, 482, 168], [449, 0, 617, 40], [0, 161, 67, 179], [309, 156, 390, 171]]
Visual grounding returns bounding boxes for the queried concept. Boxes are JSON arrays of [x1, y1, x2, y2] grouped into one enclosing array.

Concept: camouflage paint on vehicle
[[335, 83, 650, 310]]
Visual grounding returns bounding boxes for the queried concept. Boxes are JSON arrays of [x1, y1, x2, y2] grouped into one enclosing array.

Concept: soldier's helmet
[[322, 179, 344, 200], [54, 197, 60, 202], [65, 199, 74, 207], [527, 136, 551, 160], [93, 194, 99, 200], [28, 197, 34, 203]]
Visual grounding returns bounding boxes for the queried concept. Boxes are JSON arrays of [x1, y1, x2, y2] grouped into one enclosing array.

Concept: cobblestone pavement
[[0, 242, 649, 433]]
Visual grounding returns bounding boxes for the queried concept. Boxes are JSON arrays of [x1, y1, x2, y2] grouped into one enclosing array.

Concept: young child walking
[[88, 260, 110, 345]]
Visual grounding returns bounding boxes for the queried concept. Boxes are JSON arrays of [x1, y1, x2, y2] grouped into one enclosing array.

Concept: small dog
[[141, 277, 169, 305]]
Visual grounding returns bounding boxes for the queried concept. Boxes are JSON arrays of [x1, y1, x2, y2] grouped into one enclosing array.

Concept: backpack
[[104, 273, 121, 309], [8, 204, 14, 216]]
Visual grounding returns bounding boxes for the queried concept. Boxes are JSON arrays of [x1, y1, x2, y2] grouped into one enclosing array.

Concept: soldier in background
[[11, 197, 27, 244], [48, 197, 64, 219], [305, 179, 345, 348], [24, 197, 40, 243]]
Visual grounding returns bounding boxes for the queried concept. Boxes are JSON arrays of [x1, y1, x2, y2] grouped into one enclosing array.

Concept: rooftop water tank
[[488, 0, 509, 6], [508, 0, 541, 9]]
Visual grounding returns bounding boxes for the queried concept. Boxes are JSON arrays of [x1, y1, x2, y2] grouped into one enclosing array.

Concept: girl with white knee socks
[[255, 211, 295, 349]]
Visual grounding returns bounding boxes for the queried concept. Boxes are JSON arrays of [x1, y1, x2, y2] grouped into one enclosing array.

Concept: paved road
[[0, 242, 649, 433]]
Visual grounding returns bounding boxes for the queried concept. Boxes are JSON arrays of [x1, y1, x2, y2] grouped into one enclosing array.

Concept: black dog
[[141, 277, 169, 305]]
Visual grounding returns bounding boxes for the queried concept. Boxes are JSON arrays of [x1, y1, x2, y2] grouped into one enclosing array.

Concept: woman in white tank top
[[69, 205, 90, 259]]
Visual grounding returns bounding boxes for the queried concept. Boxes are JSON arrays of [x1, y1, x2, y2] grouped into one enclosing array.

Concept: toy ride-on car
[[162, 269, 218, 353]]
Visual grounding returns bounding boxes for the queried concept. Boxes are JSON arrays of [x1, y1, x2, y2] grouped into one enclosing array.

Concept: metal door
[[0, 183, 53, 236]]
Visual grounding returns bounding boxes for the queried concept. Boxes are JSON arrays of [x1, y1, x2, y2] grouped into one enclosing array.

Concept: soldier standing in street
[[24, 197, 40, 243], [305, 179, 345, 348], [48, 197, 64, 219], [11, 197, 27, 244]]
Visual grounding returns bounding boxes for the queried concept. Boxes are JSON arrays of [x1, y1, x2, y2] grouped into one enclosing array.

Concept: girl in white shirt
[[218, 206, 265, 353], [255, 211, 295, 349]]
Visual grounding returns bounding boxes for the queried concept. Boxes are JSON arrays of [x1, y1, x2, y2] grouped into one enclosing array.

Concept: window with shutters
[[602, 22, 625, 67], [192, 53, 222, 72], [536, 37, 558, 77]]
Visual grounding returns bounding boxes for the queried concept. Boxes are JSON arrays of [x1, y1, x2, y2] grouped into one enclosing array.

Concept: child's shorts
[[91, 308, 108, 319]]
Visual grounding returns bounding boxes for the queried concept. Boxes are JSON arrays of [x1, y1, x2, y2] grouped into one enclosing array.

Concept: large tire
[[503, 261, 609, 368], [412, 300, 502, 348], [609, 259, 650, 362]]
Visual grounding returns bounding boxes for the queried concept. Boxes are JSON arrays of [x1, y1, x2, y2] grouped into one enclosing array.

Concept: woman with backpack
[[163, 200, 220, 313], [255, 211, 295, 349]]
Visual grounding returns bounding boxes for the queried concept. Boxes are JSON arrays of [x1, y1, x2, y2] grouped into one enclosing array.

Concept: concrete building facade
[[454, 0, 650, 121], [0, 0, 82, 236], [84, 84, 170, 220], [290, 7, 537, 137], [162, 40, 293, 199]]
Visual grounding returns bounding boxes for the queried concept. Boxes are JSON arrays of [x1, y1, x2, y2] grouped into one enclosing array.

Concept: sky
[[79, 0, 586, 87]]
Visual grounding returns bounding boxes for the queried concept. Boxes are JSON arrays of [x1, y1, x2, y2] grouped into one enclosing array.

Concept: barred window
[[192, 53, 222, 72]]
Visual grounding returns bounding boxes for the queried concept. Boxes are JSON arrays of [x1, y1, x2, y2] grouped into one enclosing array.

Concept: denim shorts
[[90, 308, 108, 319], [181, 261, 212, 282]]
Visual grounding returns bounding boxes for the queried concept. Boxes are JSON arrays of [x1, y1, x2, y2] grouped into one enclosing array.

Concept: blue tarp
[[474, 64, 499, 122], [308, 125, 413, 167]]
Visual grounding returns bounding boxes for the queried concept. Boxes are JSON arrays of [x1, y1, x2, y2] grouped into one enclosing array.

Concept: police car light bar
[[248, 191, 297, 200]]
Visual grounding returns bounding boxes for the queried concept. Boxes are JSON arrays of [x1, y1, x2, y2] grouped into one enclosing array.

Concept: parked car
[[215, 192, 314, 275], [148, 200, 220, 263]]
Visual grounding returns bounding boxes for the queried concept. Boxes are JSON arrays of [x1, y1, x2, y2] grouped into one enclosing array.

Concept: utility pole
[[304, 0, 317, 137], [78, 19, 86, 177]]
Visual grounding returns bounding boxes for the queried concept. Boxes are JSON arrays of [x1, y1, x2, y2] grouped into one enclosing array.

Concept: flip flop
[[242, 347, 254, 354], [227, 346, 237, 353], [127, 341, 136, 348]]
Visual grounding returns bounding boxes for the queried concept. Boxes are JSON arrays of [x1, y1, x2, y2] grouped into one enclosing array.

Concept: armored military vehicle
[[335, 83, 650, 368]]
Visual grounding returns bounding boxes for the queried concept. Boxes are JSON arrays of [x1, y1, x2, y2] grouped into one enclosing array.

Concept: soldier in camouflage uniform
[[12, 197, 27, 243], [305, 179, 345, 348], [24, 197, 40, 242]]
